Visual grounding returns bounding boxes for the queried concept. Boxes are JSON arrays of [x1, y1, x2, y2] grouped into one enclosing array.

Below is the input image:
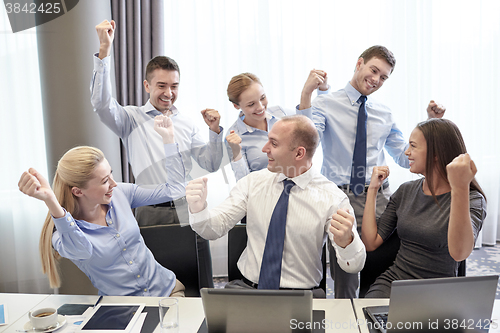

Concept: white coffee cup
[[28, 307, 58, 330]]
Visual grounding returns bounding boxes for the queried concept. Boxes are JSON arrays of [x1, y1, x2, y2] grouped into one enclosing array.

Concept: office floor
[[213, 243, 500, 299]]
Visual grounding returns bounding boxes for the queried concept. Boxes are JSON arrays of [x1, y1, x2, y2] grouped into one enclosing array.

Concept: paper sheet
[[0, 304, 8, 326], [129, 313, 147, 333]]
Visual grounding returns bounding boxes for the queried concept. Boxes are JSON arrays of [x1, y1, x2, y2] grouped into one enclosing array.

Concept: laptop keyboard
[[373, 312, 388, 329]]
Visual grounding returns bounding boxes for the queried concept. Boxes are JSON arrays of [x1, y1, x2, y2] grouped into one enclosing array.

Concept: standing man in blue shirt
[[298, 45, 445, 298], [91, 19, 225, 288]]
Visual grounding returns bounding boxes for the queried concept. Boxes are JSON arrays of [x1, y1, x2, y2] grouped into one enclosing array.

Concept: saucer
[[23, 315, 67, 332]]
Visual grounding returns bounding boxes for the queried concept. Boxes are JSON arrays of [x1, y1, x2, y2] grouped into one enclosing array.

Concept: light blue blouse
[[226, 106, 287, 181]]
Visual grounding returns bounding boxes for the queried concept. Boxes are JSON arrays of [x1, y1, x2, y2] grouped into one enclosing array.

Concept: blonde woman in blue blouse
[[18, 116, 186, 297]]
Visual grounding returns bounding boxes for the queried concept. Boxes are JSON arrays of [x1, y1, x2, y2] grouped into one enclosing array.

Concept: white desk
[[489, 300, 500, 333], [352, 299, 389, 333], [0, 294, 359, 333], [313, 299, 359, 332], [0, 293, 50, 333]]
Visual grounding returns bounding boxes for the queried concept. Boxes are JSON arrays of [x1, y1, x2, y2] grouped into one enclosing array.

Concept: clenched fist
[[186, 178, 209, 213]]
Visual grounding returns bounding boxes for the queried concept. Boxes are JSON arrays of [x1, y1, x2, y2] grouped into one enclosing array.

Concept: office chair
[[359, 231, 467, 298], [140, 224, 202, 297], [359, 230, 400, 298], [228, 224, 248, 282], [58, 257, 98, 295], [227, 224, 328, 298]]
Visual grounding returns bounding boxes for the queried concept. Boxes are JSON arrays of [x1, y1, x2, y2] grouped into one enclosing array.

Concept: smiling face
[[261, 121, 298, 176], [76, 159, 117, 206], [405, 128, 427, 175], [144, 69, 179, 112], [234, 82, 268, 128], [350, 57, 392, 96]]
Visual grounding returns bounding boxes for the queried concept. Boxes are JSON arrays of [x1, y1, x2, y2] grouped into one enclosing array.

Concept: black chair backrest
[[228, 224, 327, 296], [359, 231, 401, 298], [140, 224, 201, 297], [228, 224, 248, 282]]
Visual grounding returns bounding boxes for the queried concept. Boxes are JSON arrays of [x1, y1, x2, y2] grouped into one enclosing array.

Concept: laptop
[[199, 288, 314, 333], [364, 275, 499, 333]]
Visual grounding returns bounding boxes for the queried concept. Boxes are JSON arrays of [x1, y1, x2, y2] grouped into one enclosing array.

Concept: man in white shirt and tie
[[186, 115, 366, 298]]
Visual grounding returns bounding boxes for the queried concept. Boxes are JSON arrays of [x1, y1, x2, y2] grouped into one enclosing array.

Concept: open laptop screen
[[200, 288, 313, 333], [365, 275, 498, 333]]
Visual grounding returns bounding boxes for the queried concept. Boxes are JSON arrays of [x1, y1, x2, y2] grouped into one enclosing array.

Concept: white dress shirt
[[189, 167, 366, 289]]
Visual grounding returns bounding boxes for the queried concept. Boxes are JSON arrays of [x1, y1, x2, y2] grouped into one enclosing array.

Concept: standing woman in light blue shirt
[[18, 116, 186, 297], [225, 71, 329, 181]]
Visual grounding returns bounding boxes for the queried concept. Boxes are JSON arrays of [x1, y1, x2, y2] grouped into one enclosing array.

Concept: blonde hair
[[227, 72, 262, 105], [40, 146, 105, 288]]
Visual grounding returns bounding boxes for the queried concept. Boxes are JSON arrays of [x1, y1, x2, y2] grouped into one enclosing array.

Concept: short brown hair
[[359, 45, 396, 73], [227, 73, 262, 105], [280, 115, 319, 159], [145, 56, 180, 82]]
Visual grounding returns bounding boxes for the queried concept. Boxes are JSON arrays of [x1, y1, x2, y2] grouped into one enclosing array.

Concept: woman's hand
[[18, 168, 55, 202], [368, 166, 390, 191], [447, 153, 476, 191], [226, 130, 242, 161]]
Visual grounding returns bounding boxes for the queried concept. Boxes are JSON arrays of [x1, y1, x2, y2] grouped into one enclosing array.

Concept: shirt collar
[[275, 166, 316, 190], [144, 100, 179, 117], [236, 111, 273, 134], [344, 82, 368, 106], [73, 204, 113, 230]]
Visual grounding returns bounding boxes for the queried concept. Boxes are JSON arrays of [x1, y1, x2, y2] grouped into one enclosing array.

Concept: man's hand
[[201, 109, 221, 134], [368, 166, 389, 191], [447, 153, 476, 191], [427, 100, 446, 119], [96, 19, 115, 59], [18, 168, 55, 202], [303, 69, 328, 95], [226, 130, 242, 161], [186, 178, 209, 214], [154, 115, 175, 144], [330, 209, 355, 248], [299, 69, 328, 110]]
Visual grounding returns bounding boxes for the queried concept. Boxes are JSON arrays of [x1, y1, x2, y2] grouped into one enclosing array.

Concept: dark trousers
[[135, 201, 214, 289]]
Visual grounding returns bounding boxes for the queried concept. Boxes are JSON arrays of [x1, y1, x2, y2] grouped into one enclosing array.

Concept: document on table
[[0, 304, 7, 326], [129, 313, 147, 333]]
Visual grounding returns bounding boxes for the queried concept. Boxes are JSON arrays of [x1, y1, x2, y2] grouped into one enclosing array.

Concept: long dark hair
[[416, 118, 486, 203]]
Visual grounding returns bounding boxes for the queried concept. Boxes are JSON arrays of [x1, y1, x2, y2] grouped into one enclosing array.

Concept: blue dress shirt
[[90, 54, 224, 186], [298, 82, 409, 186], [51, 144, 186, 296]]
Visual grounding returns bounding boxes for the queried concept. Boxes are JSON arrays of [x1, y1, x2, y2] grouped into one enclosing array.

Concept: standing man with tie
[[298, 45, 446, 298], [186, 115, 366, 298]]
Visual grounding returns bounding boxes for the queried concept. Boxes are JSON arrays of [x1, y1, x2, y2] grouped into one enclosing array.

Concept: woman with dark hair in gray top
[[361, 118, 486, 298]]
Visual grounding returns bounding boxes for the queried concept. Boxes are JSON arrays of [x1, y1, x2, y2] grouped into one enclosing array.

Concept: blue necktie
[[258, 179, 296, 289], [351, 95, 367, 196]]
